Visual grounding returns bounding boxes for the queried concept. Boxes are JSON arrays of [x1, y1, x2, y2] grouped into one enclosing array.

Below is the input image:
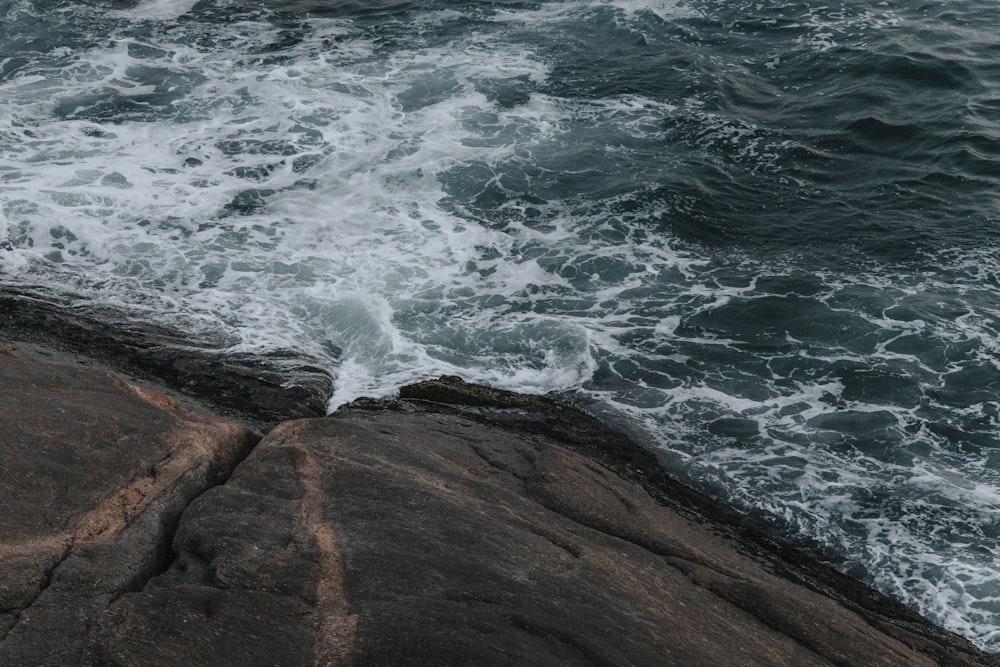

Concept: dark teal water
[[2, 0, 1000, 647]]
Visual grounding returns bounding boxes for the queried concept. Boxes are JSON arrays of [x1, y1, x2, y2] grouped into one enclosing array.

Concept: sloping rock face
[[0, 291, 333, 428], [2, 344, 995, 666], [0, 342, 259, 664], [96, 394, 991, 666]]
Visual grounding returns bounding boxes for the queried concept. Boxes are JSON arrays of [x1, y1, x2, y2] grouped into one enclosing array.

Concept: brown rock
[[0, 290, 333, 428], [2, 344, 994, 666], [0, 342, 259, 664], [96, 392, 994, 666]]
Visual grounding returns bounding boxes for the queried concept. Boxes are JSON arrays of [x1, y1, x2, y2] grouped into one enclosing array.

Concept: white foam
[[111, 0, 199, 21], [491, 0, 699, 24]]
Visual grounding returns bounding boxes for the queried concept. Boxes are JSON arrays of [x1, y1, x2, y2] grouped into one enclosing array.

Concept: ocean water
[[3, 0, 1000, 649]]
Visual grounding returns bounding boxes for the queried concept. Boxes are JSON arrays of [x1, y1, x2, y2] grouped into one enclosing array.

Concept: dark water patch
[[707, 417, 759, 438], [685, 295, 870, 347], [222, 188, 275, 216], [54, 93, 153, 121], [849, 49, 977, 90], [842, 117, 930, 154], [807, 409, 897, 435], [260, 0, 420, 20], [474, 76, 533, 110], [832, 363, 924, 409], [930, 366, 1000, 408]]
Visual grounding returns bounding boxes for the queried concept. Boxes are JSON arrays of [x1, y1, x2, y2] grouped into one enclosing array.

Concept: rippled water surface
[[3, 0, 1000, 648]]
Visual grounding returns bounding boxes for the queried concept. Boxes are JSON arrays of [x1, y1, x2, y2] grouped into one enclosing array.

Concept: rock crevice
[[0, 342, 259, 664]]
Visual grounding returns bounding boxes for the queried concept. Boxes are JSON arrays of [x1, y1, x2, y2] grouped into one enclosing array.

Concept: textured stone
[[97, 388, 993, 666], [0, 342, 258, 664], [1, 341, 995, 666], [0, 291, 333, 428]]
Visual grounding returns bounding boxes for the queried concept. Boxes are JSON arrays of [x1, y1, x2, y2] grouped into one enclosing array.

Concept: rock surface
[[0, 290, 333, 428], [1, 338, 997, 665], [0, 342, 258, 664], [97, 390, 992, 666]]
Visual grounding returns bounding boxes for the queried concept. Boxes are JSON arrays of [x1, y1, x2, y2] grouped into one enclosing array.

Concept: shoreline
[[1, 288, 995, 664], [0, 289, 333, 431]]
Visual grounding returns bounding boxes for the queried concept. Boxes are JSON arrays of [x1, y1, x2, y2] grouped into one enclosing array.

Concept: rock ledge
[[1, 339, 996, 666]]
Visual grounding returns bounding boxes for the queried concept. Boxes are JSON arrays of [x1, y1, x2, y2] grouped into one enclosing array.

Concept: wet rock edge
[[1, 290, 996, 665], [0, 289, 333, 431]]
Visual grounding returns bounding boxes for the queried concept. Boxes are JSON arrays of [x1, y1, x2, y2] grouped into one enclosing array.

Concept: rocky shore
[[1, 292, 997, 665]]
